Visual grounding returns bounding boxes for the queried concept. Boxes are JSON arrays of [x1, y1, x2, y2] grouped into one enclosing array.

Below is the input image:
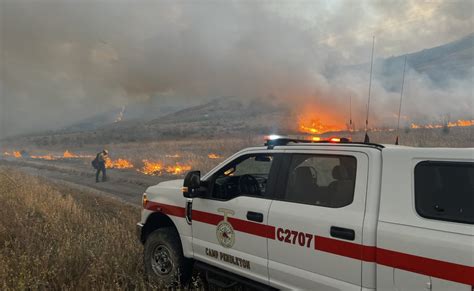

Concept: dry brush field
[[0, 168, 151, 290], [3, 127, 473, 179]]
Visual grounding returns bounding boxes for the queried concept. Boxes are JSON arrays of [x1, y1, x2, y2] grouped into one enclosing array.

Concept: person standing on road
[[95, 149, 108, 183]]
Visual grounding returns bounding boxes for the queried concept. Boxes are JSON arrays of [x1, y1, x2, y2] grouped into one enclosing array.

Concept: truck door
[[268, 151, 369, 290], [377, 159, 474, 291], [191, 153, 281, 285]]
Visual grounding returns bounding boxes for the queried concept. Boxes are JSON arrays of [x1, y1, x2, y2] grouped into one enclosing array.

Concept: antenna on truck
[[349, 95, 353, 140], [364, 36, 375, 143], [395, 56, 407, 145]]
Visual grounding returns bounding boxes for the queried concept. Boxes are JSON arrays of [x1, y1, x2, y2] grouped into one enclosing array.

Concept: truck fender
[[141, 212, 178, 243]]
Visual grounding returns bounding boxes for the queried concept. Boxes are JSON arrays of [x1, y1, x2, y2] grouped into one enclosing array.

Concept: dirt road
[[0, 157, 171, 205]]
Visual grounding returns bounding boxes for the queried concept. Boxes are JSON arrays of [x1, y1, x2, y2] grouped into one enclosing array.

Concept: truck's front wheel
[[144, 227, 192, 287]]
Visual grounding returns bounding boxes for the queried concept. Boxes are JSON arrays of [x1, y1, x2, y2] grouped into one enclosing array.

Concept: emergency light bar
[[264, 134, 383, 149]]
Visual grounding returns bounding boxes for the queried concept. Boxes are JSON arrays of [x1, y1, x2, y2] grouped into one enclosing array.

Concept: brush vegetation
[[0, 168, 149, 290]]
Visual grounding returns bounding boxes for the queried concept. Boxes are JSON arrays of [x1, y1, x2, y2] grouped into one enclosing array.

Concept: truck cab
[[137, 136, 473, 290]]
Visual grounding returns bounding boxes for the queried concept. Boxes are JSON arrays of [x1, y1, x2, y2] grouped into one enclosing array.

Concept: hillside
[[345, 33, 474, 92], [2, 33, 472, 146], [382, 33, 473, 89], [145, 96, 294, 136]]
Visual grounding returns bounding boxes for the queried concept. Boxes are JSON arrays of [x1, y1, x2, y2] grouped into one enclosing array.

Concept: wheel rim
[[151, 244, 174, 275]]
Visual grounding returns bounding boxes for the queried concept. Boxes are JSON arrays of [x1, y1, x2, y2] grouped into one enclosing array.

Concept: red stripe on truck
[[314, 236, 473, 285], [315, 235, 377, 262], [146, 202, 473, 285], [192, 210, 276, 239], [145, 201, 185, 217], [376, 247, 474, 286]]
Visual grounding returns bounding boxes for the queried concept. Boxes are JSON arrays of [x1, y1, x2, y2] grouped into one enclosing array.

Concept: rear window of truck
[[284, 154, 357, 208], [415, 161, 474, 224]]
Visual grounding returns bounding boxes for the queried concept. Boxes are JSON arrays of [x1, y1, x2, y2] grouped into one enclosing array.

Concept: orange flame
[[299, 119, 344, 134], [208, 153, 222, 159], [105, 158, 134, 169], [297, 107, 346, 134], [63, 150, 78, 158], [411, 119, 474, 129], [13, 151, 22, 158], [165, 164, 192, 175], [31, 154, 56, 160], [138, 160, 191, 176], [139, 160, 164, 175]]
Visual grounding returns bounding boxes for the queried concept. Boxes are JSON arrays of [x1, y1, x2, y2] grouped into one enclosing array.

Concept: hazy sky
[[0, 0, 473, 137]]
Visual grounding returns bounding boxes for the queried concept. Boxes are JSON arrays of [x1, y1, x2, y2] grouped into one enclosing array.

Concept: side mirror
[[183, 171, 201, 198]]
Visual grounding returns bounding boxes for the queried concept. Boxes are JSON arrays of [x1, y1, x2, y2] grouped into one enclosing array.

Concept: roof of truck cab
[[381, 145, 473, 160], [244, 143, 473, 156]]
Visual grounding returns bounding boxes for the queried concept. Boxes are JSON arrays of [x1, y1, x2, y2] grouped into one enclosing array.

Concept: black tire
[[144, 227, 193, 287]]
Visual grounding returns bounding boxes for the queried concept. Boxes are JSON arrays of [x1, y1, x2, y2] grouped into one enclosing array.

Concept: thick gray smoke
[[0, 0, 473, 137]]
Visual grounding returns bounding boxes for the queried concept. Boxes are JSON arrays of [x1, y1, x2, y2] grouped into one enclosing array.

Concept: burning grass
[[0, 168, 149, 290], [297, 107, 346, 135], [3, 151, 22, 158], [166, 164, 192, 175], [63, 150, 78, 158], [208, 153, 223, 159], [299, 120, 344, 134], [138, 160, 192, 176], [410, 119, 474, 129], [30, 154, 56, 160], [3, 125, 471, 182], [105, 158, 134, 169]]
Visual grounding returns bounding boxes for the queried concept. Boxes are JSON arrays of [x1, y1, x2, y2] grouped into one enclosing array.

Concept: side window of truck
[[282, 154, 357, 208], [415, 161, 474, 224], [209, 153, 277, 200]]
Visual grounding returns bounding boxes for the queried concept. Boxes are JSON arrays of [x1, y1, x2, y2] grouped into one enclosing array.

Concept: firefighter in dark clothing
[[96, 149, 108, 182]]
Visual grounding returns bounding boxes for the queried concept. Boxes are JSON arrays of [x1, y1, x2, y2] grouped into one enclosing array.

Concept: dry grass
[[0, 168, 149, 290], [104, 137, 260, 174], [337, 127, 474, 147], [2, 128, 471, 179]]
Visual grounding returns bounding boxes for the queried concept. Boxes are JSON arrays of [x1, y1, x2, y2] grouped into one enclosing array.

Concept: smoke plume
[[0, 0, 473, 137]]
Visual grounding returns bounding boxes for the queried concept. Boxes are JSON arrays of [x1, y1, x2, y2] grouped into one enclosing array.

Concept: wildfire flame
[[139, 160, 164, 175], [3, 149, 190, 176], [30, 150, 92, 160], [411, 119, 474, 129], [297, 109, 346, 135], [208, 153, 222, 159], [139, 160, 191, 176], [105, 158, 134, 169], [165, 164, 192, 175], [299, 120, 345, 134], [3, 151, 22, 158], [31, 154, 56, 160], [63, 150, 78, 158]]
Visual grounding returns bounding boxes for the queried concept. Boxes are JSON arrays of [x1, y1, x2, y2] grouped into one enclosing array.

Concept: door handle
[[330, 226, 355, 241], [246, 211, 264, 223]]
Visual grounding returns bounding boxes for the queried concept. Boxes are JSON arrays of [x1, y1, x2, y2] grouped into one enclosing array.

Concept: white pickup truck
[[137, 137, 473, 290]]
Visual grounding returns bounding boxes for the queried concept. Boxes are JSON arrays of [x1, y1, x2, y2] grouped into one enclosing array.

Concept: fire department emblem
[[216, 208, 235, 248]]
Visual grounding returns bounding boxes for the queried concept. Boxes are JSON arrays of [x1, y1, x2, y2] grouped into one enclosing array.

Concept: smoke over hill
[[1, 1, 473, 138]]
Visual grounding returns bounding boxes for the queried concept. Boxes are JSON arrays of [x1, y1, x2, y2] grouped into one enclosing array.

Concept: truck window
[[415, 161, 474, 224], [283, 154, 357, 208], [210, 154, 275, 200]]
